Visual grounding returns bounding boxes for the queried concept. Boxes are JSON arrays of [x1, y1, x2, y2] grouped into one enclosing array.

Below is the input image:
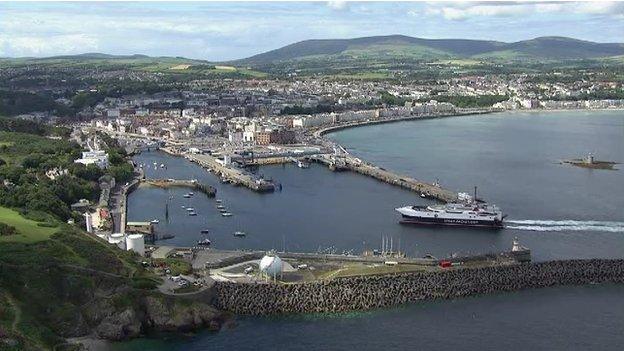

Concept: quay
[[187, 153, 275, 192], [148, 245, 531, 274], [141, 178, 216, 197], [160, 147, 275, 193]]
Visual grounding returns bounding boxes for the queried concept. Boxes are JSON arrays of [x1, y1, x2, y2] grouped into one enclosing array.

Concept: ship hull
[[399, 215, 503, 228]]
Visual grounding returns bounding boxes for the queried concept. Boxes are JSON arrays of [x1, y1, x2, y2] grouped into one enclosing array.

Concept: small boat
[[188, 211, 197, 216], [297, 160, 310, 169], [188, 192, 194, 196], [186, 207, 195, 211], [150, 219, 160, 224], [420, 193, 426, 198], [221, 212, 232, 217], [219, 208, 228, 213], [200, 229, 210, 234], [233, 231, 246, 237], [216, 199, 223, 203], [181, 205, 186, 209], [183, 194, 191, 198], [160, 163, 165, 168], [197, 238, 211, 246], [216, 205, 225, 210]]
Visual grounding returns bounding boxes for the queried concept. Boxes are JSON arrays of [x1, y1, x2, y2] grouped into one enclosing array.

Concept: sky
[[0, 1, 623, 61]]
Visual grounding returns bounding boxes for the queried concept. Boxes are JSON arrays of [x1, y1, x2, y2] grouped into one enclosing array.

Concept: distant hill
[[1, 53, 208, 66], [46, 53, 152, 60], [236, 35, 624, 64]]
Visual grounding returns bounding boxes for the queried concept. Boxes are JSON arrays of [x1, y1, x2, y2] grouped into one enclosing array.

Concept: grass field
[[0, 207, 59, 243]]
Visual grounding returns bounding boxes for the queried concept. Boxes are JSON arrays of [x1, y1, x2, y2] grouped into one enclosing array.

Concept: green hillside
[[0, 207, 58, 244]]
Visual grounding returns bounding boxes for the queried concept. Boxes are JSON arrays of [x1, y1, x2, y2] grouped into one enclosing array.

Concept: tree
[[69, 163, 103, 182], [108, 163, 134, 183]]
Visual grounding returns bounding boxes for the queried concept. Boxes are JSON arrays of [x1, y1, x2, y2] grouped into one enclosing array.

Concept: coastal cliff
[[214, 259, 624, 315], [83, 294, 224, 341], [0, 225, 226, 350]]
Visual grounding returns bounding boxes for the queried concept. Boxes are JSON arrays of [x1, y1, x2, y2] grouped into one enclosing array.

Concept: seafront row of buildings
[[87, 96, 624, 147]]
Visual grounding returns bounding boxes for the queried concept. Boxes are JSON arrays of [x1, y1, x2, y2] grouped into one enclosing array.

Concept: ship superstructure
[[396, 189, 505, 228]]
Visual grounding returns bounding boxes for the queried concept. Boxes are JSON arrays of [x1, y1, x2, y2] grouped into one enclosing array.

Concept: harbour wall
[[213, 259, 624, 315]]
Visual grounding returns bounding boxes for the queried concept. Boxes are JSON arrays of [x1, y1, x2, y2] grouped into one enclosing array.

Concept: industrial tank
[[126, 234, 145, 256], [109, 233, 125, 250], [259, 254, 283, 279]]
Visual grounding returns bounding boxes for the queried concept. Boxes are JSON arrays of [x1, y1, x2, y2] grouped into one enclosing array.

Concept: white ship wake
[[506, 220, 624, 233]]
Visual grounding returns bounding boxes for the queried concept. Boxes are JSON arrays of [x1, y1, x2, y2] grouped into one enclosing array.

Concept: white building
[[292, 113, 335, 128], [74, 150, 109, 169]]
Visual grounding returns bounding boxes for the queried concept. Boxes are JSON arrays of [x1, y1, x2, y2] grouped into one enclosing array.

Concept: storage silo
[[126, 234, 145, 256]]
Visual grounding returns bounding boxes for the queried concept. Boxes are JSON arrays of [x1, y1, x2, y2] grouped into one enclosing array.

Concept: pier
[[313, 154, 458, 202]]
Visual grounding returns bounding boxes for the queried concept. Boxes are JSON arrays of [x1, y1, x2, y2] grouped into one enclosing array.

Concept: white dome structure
[[126, 234, 145, 256], [259, 254, 283, 280]]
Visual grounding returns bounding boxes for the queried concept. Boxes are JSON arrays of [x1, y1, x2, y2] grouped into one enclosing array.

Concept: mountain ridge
[[235, 35, 624, 64]]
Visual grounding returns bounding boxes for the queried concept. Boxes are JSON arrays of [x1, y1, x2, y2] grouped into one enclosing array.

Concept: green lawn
[[0, 207, 59, 243]]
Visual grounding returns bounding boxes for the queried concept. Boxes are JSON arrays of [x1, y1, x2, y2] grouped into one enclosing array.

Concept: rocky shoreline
[[214, 259, 624, 315]]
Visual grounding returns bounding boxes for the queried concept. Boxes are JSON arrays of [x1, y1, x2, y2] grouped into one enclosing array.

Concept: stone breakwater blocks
[[213, 259, 624, 315]]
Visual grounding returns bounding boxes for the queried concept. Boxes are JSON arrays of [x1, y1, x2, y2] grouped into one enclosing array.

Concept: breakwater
[[213, 259, 624, 315]]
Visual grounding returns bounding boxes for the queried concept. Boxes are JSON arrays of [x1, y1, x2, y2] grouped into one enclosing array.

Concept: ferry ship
[[395, 190, 505, 228]]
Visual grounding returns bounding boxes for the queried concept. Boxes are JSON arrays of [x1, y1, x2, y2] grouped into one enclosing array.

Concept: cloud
[[327, 1, 349, 11], [420, 1, 624, 21], [0, 34, 99, 57]]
